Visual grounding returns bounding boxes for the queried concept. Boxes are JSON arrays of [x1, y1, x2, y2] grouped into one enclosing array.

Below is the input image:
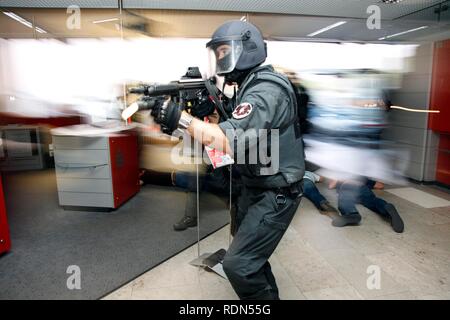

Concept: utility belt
[[274, 179, 303, 204], [246, 179, 304, 205], [275, 179, 303, 198]]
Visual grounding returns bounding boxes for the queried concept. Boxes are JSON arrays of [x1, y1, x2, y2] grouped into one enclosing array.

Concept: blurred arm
[[185, 111, 232, 155]]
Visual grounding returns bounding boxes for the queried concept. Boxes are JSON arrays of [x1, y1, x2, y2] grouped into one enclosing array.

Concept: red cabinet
[[429, 40, 450, 133], [53, 131, 139, 209], [429, 40, 450, 185], [109, 134, 140, 208], [0, 175, 11, 254], [436, 135, 450, 186]]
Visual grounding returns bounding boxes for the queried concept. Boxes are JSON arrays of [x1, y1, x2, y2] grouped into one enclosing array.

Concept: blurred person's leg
[[332, 182, 362, 227], [137, 168, 201, 231], [139, 169, 173, 186], [303, 179, 338, 217], [173, 171, 204, 231], [303, 178, 325, 208], [359, 185, 404, 233]]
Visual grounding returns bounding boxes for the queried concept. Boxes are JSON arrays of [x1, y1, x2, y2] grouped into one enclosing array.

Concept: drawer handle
[[56, 163, 108, 171]]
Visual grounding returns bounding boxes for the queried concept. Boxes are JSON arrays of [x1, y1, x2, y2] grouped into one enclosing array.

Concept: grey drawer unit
[[53, 136, 109, 150], [0, 126, 44, 171], [55, 163, 111, 179], [53, 135, 115, 208], [54, 149, 110, 164], [56, 177, 113, 193], [57, 192, 114, 208]]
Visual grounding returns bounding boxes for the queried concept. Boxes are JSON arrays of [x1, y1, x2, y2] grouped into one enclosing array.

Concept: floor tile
[[106, 183, 450, 300], [320, 248, 408, 298], [366, 251, 448, 295], [385, 187, 450, 208], [131, 284, 203, 300], [102, 283, 133, 300], [303, 285, 364, 300], [371, 291, 417, 300], [279, 286, 307, 300], [275, 242, 349, 292]]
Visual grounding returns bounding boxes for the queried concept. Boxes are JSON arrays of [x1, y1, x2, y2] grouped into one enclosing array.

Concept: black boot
[[173, 192, 198, 231], [318, 200, 339, 218], [384, 203, 404, 233], [332, 213, 362, 227], [173, 215, 197, 231]]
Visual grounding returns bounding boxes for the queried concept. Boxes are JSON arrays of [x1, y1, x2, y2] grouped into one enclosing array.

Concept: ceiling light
[[2, 11, 48, 33], [92, 18, 119, 24], [382, 0, 404, 3], [378, 26, 428, 40], [3, 11, 33, 28], [307, 21, 347, 37], [35, 27, 47, 34]]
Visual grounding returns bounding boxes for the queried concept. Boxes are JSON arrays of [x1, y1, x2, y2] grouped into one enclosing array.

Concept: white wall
[[0, 37, 417, 119]]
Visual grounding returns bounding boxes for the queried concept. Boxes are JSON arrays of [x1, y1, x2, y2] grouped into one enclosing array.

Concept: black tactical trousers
[[222, 186, 301, 300]]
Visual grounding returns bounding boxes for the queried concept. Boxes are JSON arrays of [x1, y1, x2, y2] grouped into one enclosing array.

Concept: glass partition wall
[[0, 4, 236, 299]]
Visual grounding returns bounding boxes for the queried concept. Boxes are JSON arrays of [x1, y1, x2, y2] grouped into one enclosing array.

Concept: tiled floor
[[103, 183, 450, 300]]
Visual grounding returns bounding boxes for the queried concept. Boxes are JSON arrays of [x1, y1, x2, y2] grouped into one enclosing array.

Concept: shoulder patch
[[232, 102, 253, 119]]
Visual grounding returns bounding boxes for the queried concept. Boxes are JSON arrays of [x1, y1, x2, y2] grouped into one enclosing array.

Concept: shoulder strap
[[239, 70, 299, 132]]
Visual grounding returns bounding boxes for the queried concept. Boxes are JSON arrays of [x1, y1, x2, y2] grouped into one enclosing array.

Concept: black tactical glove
[[190, 90, 216, 119], [150, 99, 181, 135]]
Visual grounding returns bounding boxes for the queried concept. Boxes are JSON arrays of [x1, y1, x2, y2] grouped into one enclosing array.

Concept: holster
[[277, 179, 303, 199]]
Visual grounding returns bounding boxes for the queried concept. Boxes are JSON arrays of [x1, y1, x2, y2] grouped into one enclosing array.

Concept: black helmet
[[206, 20, 267, 76]]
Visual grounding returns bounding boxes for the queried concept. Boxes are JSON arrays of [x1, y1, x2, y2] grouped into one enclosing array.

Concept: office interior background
[[0, 0, 449, 300]]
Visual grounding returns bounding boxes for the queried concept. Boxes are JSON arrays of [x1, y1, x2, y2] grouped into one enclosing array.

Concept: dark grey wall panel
[[390, 92, 431, 110], [382, 125, 427, 147], [400, 74, 432, 94], [404, 160, 424, 181], [386, 42, 437, 182], [386, 109, 428, 130], [384, 140, 431, 164]]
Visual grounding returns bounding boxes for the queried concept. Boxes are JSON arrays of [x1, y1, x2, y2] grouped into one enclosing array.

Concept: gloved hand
[[150, 99, 181, 135], [190, 91, 216, 118]]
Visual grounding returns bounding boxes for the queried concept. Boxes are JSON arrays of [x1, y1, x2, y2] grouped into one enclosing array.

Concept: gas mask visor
[[207, 39, 243, 76]]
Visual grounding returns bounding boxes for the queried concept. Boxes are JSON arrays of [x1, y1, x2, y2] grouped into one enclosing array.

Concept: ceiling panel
[[250, 15, 348, 38], [123, 0, 445, 20], [0, 7, 448, 42], [0, 0, 446, 21], [0, 0, 118, 8]]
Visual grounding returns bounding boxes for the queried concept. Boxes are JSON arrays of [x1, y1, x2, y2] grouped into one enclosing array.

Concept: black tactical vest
[[236, 65, 305, 188]]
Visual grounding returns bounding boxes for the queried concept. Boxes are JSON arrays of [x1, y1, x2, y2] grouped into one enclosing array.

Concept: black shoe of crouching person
[[331, 213, 362, 227], [173, 216, 197, 231], [384, 203, 404, 233], [318, 200, 339, 218]]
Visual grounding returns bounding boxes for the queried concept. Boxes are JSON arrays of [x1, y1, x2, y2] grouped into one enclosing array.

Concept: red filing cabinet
[[52, 131, 140, 209], [0, 174, 11, 254]]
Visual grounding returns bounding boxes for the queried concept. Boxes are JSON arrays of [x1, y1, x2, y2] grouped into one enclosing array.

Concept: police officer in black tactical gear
[[149, 20, 305, 300]]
